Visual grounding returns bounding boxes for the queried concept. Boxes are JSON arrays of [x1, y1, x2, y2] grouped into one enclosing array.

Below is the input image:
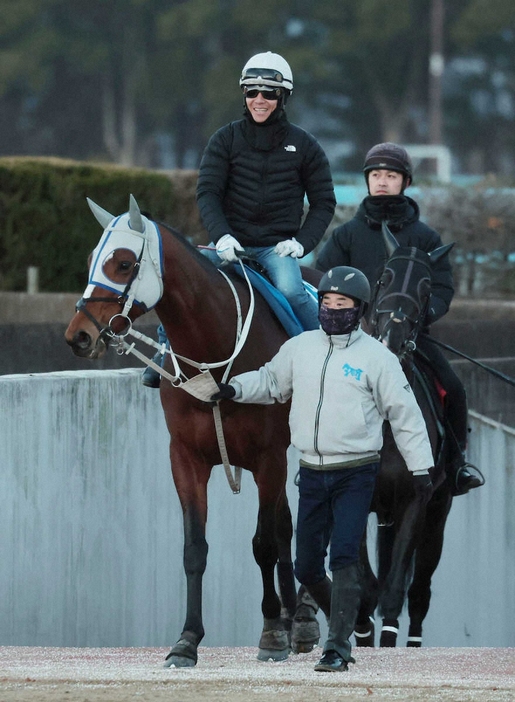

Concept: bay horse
[[354, 223, 456, 647], [64, 195, 300, 667]]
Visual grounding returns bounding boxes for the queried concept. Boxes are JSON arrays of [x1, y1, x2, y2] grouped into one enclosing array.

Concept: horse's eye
[[119, 261, 132, 272]]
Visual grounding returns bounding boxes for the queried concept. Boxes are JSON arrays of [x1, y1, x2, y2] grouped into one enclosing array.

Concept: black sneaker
[[141, 353, 163, 388], [314, 650, 349, 673]]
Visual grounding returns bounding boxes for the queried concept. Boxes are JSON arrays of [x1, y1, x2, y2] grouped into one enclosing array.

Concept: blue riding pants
[[202, 244, 319, 331], [294, 462, 379, 586]]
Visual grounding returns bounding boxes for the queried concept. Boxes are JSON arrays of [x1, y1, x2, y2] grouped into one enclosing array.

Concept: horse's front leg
[[378, 498, 426, 647], [164, 443, 211, 668], [253, 459, 292, 662]]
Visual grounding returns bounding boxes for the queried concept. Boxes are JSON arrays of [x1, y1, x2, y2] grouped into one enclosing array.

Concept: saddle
[[232, 260, 318, 338]]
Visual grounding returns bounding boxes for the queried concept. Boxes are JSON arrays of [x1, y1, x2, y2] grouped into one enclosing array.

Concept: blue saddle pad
[[234, 264, 317, 338]]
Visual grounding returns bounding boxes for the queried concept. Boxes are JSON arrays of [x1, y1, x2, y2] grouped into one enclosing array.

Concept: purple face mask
[[319, 305, 360, 335]]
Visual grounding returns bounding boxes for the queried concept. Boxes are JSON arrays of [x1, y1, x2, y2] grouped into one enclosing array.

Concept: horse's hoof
[[257, 647, 290, 662], [163, 654, 196, 668], [291, 619, 320, 654], [354, 617, 375, 647], [258, 619, 290, 661], [379, 619, 399, 648], [164, 637, 198, 668]]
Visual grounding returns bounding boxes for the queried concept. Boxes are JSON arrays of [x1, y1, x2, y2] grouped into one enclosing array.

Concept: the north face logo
[[284, 145, 296, 152]]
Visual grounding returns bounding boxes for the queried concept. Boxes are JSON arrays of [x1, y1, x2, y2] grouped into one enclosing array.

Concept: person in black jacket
[[316, 142, 482, 496], [197, 51, 336, 324], [142, 51, 336, 388]]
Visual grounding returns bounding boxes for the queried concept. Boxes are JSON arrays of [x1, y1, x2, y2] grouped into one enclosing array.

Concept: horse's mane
[[154, 219, 221, 276]]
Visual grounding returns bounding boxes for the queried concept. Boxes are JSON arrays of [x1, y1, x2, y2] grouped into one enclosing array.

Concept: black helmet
[[363, 142, 413, 183], [318, 266, 370, 307]]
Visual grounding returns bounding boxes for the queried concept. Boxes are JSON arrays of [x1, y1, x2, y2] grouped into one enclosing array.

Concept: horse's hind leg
[[355, 530, 378, 647], [253, 462, 292, 662], [407, 488, 452, 646], [275, 490, 297, 633], [291, 584, 321, 654]]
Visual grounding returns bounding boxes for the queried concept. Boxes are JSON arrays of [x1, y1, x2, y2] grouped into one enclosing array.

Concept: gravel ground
[[0, 646, 514, 701]]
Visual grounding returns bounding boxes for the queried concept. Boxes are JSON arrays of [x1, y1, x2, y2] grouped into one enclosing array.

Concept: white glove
[[274, 238, 304, 258], [216, 233, 244, 263]]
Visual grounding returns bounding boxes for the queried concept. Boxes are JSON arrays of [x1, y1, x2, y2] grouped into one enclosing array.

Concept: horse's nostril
[[74, 331, 92, 350]]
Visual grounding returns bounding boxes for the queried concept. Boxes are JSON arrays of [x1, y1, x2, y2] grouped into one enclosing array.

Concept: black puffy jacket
[[316, 195, 454, 325], [196, 114, 336, 255]]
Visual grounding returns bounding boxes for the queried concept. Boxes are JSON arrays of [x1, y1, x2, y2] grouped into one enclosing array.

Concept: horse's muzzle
[[65, 329, 109, 359]]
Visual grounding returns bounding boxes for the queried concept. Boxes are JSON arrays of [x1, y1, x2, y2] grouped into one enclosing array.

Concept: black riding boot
[[141, 351, 164, 388], [444, 388, 483, 496], [450, 453, 483, 496], [314, 563, 360, 672]]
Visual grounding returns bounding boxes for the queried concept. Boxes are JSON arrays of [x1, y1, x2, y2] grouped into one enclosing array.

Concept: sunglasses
[[244, 88, 281, 100]]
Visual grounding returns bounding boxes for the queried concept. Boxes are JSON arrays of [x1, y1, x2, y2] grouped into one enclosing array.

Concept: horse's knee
[[183, 538, 208, 575]]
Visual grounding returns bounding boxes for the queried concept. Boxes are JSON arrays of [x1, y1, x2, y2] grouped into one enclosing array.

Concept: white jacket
[[230, 327, 433, 473]]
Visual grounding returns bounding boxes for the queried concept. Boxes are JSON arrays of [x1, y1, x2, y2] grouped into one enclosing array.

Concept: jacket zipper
[[313, 338, 333, 465]]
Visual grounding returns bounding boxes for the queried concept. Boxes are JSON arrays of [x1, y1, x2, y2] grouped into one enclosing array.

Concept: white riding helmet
[[239, 52, 293, 93]]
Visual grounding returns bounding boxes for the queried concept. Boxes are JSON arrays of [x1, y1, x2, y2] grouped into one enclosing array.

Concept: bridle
[[370, 247, 431, 361], [75, 245, 145, 344]]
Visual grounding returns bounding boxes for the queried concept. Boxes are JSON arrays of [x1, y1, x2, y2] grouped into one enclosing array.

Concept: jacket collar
[[318, 325, 364, 348]]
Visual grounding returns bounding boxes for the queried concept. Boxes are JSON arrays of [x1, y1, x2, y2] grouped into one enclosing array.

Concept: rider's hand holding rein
[[216, 234, 245, 263]]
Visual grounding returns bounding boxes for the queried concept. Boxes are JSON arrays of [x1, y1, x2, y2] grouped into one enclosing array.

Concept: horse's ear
[[129, 194, 145, 233], [429, 242, 455, 265], [87, 198, 115, 229], [382, 221, 400, 257]]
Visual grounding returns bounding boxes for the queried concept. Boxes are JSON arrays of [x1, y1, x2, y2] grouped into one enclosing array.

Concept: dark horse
[[65, 196, 300, 667], [354, 223, 456, 647]]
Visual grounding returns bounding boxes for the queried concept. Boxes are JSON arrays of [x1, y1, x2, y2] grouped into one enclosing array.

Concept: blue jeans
[[202, 244, 319, 331], [294, 462, 379, 586]]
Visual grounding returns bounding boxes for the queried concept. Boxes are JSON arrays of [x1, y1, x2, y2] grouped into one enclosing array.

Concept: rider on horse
[[142, 51, 335, 388], [316, 142, 482, 496]]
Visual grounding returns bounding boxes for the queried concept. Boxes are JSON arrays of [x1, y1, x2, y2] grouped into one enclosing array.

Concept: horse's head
[[370, 222, 453, 360], [65, 195, 163, 358]]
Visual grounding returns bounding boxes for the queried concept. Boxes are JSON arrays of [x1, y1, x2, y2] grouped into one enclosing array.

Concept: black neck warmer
[[241, 105, 289, 151], [363, 195, 410, 227]]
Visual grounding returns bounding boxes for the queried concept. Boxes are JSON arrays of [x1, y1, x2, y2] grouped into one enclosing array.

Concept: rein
[[421, 334, 515, 388]]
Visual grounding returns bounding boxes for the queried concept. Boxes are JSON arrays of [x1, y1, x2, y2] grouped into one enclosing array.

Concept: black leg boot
[[314, 563, 360, 672]]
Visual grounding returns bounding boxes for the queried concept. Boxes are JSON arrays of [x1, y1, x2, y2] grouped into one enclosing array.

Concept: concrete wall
[[0, 370, 513, 648]]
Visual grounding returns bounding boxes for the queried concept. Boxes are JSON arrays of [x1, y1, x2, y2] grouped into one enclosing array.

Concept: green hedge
[[0, 157, 205, 292]]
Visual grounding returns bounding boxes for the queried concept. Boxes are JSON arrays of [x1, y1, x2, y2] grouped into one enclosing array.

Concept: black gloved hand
[[412, 473, 433, 503], [210, 382, 236, 402]]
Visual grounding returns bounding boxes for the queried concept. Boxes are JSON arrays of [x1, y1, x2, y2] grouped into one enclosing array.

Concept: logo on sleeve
[[284, 145, 297, 152], [342, 363, 363, 381]]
